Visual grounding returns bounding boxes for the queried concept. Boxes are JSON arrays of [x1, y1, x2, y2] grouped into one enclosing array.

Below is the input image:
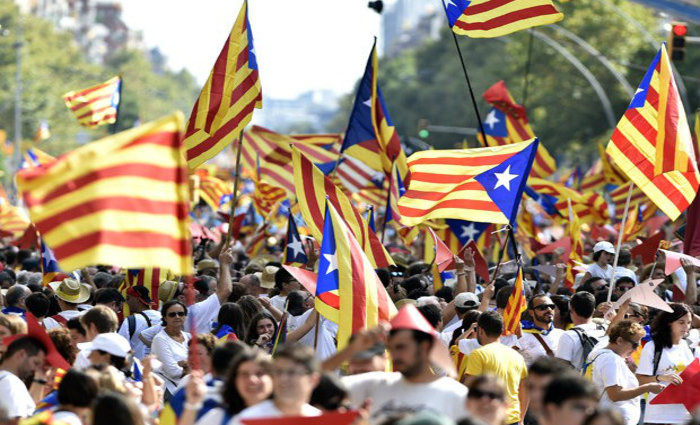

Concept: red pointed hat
[[389, 304, 438, 337], [3, 312, 71, 370]]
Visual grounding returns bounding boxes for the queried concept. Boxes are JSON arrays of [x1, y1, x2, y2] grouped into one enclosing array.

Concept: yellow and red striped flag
[[598, 143, 627, 186], [0, 201, 30, 238], [198, 173, 232, 211], [397, 139, 539, 226], [477, 81, 556, 178], [316, 201, 396, 349], [503, 266, 526, 335], [609, 181, 646, 217], [16, 113, 193, 275], [63, 76, 121, 128], [122, 268, 173, 311], [253, 180, 286, 217], [580, 158, 606, 192], [607, 45, 700, 221], [292, 147, 393, 268], [566, 200, 583, 288], [185, 0, 262, 170], [445, 0, 564, 38]]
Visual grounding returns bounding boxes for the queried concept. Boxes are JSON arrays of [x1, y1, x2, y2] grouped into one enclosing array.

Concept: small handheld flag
[[284, 214, 308, 266], [63, 76, 121, 128]]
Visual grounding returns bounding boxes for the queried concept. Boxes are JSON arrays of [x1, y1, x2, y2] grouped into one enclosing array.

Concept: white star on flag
[[494, 165, 518, 191], [287, 234, 304, 258], [363, 97, 372, 108], [323, 251, 338, 275], [484, 110, 500, 129], [446, 0, 457, 7], [460, 223, 478, 241]]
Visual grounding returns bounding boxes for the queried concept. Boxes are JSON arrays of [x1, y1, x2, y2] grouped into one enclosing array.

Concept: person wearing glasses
[[152, 300, 191, 398], [612, 277, 636, 300], [465, 374, 509, 425], [539, 374, 600, 425], [514, 294, 564, 366], [587, 320, 664, 425], [230, 344, 321, 424]]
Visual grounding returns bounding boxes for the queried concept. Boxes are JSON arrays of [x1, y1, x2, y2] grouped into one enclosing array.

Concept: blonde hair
[[0, 314, 27, 335], [609, 319, 645, 343]]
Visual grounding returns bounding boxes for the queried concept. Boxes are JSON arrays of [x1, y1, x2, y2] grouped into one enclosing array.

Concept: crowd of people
[[0, 223, 697, 425]]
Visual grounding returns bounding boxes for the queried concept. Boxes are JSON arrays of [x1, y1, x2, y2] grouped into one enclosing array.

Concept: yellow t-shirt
[[465, 342, 528, 425]]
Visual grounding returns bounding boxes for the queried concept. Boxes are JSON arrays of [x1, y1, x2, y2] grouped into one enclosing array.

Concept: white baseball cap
[[593, 241, 615, 255], [454, 292, 479, 309], [78, 332, 131, 358]]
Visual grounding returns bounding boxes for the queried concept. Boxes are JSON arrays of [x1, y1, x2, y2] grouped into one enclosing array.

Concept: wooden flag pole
[[606, 182, 635, 302], [521, 30, 535, 109], [440, 0, 488, 144], [488, 225, 512, 285], [225, 130, 245, 249]]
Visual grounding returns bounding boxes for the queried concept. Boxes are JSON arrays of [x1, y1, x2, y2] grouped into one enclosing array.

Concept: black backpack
[[127, 312, 152, 341], [572, 326, 601, 371]]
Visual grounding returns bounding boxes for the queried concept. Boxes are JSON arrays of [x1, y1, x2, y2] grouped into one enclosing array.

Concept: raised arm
[[216, 247, 234, 304]]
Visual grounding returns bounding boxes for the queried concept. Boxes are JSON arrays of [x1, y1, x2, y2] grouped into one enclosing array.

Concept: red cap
[[3, 313, 71, 370], [390, 304, 437, 337]]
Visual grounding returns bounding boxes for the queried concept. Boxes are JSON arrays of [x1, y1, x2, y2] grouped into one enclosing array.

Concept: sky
[[120, 0, 385, 100]]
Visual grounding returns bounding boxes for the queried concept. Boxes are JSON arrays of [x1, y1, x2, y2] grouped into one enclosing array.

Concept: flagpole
[[111, 74, 123, 135], [185, 276, 200, 371], [606, 182, 635, 302], [441, 0, 488, 144], [521, 30, 535, 108], [381, 183, 392, 245], [225, 130, 245, 249], [488, 225, 511, 285]]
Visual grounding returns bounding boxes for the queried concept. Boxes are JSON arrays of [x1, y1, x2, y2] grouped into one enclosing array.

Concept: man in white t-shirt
[[118, 285, 162, 359], [230, 344, 321, 425], [0, 337, 47, 423], [580, 241, 614, 284], [515, 294, 564, 365], [329, 305, 468, 425], [556, 291, 606, 371]]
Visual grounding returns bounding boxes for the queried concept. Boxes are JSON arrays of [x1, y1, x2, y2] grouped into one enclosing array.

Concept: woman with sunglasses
[[635, 303, 694, 424], [587, 320, 664, 425], [465, 374, 508, 425], [152, 300, 191, 398]]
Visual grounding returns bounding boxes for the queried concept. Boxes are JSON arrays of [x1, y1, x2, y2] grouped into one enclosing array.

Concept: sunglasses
[[533, 304, 556, 311], [470, 388, 505, 401], [617, 286, 634, 292], [391, 271, 404, 277], [167, 311, 187, 318]]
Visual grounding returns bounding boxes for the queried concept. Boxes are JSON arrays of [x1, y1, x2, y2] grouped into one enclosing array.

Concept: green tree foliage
[[328, 0, 673, 169], [0, 1, 199, 165]]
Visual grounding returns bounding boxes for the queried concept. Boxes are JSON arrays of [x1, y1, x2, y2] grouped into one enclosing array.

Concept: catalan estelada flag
[[21, 148, 55, 169], [62, 76, 121, 128], [477, 81, 555, 178], [341, 40, 407, 178], [16, 113, 192, 275], [445, 0, 563, 38], [315, 201, 396, 349], [185, 0, 262, 170], [198, 174, 232, 211], [445, 219, 490, 246], [40, 241, 60, 286], [292, 146, 393, 268], [284, 214, 307, 266], [397, 138, 538, 226], [503, 266, 526, 335], [606, 45, 700, 221], [122, 268, 172, 310]]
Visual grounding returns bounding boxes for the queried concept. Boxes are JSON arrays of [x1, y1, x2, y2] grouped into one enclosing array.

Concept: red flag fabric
[[427, 228, 456, 273], [536, 237, 572, 262], [630, 231, 664, 265], [683, 194, 700, 257], [466, 240, 490, 283], [649, 358, 700, 413], [240, 411, 360, 425], [282, 265, 318, 295]]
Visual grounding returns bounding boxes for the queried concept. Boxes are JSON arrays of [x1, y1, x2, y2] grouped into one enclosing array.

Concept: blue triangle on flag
[[446, 219, 489, 246], [474, 139, 539, 224], [316, 203, 339, 296]]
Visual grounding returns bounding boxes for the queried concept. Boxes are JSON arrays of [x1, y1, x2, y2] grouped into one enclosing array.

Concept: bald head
[[6, 285, 31, 309]]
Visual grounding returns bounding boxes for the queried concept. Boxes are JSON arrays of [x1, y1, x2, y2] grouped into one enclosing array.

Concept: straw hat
[[49, 278, 91, 304], [254, 265, 279, 289], [158, 280, 180, 303]]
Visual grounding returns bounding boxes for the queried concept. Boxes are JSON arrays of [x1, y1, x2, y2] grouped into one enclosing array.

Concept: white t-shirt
[[587, 263, 612, 281], [151, 329, 191, 393], [0, 370, 35, 420], [269, 295, 287, 312], [118, 309, 162, 359], [636, 340, 695, 424], [342, 372, 468, 425], [590, 349, 641, 425], [43, 309, 83, 330], [514, 329, 564, 366], [196, 400, 321, 425], [287, 309, 338, 361], [555, 322, 607, 370], [188, 293, 221, 334], [440, 319, 463, 346], [52, 410, 83, 425], [458, 338, 481, 356]]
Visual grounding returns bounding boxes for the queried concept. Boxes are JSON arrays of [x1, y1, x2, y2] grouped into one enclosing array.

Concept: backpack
[[572, 327, 601, 371], [652, 338, 695, 375], [127, 312, 152, 341]]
